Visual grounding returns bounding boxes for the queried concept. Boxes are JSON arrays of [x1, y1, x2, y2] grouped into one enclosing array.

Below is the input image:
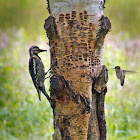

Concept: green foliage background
[[0, 0, 139, 140]]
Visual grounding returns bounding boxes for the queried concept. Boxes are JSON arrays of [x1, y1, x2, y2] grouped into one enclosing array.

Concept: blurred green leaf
[[105, 0, 140, 37]]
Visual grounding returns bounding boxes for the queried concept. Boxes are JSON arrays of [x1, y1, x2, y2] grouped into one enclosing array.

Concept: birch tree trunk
[[44, 0, 111, 139]]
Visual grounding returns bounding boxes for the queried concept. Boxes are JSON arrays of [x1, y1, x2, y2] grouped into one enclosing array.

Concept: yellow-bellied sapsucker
[[29, 46, 51, 102]]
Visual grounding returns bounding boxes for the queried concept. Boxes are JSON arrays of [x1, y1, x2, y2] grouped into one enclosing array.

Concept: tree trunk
[[44, 0, 111, 139]]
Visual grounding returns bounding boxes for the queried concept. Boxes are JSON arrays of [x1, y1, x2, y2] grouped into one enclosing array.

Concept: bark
[[44, 0, 111, 139]]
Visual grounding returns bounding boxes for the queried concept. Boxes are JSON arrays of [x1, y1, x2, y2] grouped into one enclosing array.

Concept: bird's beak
[[111, 68, 115, 69], [39, 49, 47, 52]]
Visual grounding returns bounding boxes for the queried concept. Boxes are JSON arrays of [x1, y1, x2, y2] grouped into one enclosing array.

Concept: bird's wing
[[124, 70, 137, 73], [29, 57, 38, 87], [29, 57, 41, 100]]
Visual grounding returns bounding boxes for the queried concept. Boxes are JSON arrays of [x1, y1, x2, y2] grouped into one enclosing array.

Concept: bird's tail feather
[[40, 87, 51, 103], [37, 90, 41, 101], [121, 79, 124, 86]]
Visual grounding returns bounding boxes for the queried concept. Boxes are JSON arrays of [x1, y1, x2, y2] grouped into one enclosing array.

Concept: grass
[[104, 36, 140, 140], [105, 0, 140, 38]]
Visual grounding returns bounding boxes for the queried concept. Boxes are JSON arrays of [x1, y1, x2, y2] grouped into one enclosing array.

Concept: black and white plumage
[[112, 66, 137, 86], [29, 46, 50, 102]]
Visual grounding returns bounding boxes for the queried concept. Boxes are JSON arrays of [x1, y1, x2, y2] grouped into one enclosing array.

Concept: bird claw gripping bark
[[45, 61, 57, 79]]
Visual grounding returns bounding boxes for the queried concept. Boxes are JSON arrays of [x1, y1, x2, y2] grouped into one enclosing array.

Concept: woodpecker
[[112, 66, 137, 86], [29, 46, 51, 102]]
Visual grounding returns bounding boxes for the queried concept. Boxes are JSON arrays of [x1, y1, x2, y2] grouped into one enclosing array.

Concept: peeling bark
[[44, 0, 111, 139]]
